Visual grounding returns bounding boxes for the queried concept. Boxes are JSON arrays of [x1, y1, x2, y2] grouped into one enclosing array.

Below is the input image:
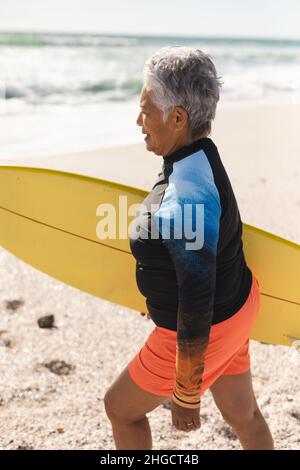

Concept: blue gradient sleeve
[[153, 151, 221, 408]]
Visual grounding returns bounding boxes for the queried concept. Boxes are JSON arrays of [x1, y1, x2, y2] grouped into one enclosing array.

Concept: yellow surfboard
[[0, 166, 299, 347]]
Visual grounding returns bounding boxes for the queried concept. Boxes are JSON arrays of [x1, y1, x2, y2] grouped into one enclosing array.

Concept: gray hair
[[142, 46, 222, 140]]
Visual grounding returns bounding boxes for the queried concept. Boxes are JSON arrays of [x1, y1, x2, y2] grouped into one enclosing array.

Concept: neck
[[163, 135, 210, 163], [164, 135, 194, 158]]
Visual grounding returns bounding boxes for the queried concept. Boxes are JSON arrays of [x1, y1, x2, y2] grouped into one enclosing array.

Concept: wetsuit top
[[129, 137, 252, 409]]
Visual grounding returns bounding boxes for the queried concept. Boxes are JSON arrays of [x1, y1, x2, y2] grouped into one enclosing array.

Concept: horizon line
[[1, 29, 300, 43]]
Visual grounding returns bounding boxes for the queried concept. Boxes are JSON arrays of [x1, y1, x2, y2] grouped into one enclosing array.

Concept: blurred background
[[1, 0, 300, 159]]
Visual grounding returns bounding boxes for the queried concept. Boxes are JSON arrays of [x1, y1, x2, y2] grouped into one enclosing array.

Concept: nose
[[136, 111, 142, 127]]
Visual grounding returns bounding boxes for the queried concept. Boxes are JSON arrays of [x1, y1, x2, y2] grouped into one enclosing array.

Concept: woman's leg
[[210, 369, 274, 450], [104, 366, 166, 450]]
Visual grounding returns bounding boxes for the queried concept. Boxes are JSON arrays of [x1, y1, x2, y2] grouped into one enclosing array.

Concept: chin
[[145, 143, 157, 155], [144, 140, 153, 150], [144, 139, 161, 156]]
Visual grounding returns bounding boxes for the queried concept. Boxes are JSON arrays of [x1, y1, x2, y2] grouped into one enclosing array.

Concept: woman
[[104, 46, 274, 450]]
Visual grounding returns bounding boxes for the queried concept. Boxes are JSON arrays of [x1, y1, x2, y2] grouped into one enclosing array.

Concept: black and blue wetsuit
[[129, 137, 252, 408]]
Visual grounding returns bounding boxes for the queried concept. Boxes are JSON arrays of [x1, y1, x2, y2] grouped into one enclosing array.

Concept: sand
[[0, 102, 299, 450]]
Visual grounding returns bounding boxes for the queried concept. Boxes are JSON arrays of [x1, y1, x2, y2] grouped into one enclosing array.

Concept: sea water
[[1, 32, 300, 159]]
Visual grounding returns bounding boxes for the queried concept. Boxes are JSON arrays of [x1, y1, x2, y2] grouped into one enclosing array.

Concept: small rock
[[0, 331, 13, 348], [56, 427, 65, 434], [37, 315, 56, 329], [42, 360, 75, 376], [253, 374, 269, 382], [16, 443, 34, 450], [289, 409, 300, 422], [219, 425, 237, 440], [5, 299, 24, 312], [262, 397, 271, 406]]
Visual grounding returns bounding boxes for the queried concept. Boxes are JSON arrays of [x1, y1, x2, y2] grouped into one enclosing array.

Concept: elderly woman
[[104, 46, 274, 450]]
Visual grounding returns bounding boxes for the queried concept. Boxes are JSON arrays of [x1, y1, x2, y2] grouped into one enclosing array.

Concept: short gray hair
[[142, 46, 222, 140]]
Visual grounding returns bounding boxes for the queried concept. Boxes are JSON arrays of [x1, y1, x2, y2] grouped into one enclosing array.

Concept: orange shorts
[[128, 276, 260, 398]]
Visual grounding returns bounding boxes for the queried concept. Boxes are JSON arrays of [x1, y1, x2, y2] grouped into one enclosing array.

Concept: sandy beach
[[0, 102, 300, 450]]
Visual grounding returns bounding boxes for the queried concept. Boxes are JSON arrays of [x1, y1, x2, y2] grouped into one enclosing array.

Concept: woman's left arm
[[153, 178, 221, 431]]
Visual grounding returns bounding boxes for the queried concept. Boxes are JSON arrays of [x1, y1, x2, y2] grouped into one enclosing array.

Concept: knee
[[221, 404, 261, 428], [104, 390, 137, 425], [104, 390, 119, 422]]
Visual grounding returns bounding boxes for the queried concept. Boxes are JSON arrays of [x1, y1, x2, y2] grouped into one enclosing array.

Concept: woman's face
[[136, 86, 189, 157]]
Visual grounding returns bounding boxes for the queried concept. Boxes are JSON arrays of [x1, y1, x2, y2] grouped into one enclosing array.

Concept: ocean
[[1, 32, 300, 159]]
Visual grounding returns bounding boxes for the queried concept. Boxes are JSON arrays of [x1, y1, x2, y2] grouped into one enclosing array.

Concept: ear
[[175, 106, 188, 129]]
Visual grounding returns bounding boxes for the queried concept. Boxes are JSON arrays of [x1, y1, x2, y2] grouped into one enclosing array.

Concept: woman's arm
[[153, 176, 221, 409]]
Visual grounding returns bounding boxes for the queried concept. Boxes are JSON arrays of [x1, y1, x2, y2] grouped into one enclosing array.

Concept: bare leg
[[229, 407, 274, 450], [110, 417, 152, 450], [210, 370, 274, 450], [104, 366, 166, 450]]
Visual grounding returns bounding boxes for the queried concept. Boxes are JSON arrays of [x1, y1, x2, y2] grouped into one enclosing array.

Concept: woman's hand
[[171, 400, 201, 432]]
